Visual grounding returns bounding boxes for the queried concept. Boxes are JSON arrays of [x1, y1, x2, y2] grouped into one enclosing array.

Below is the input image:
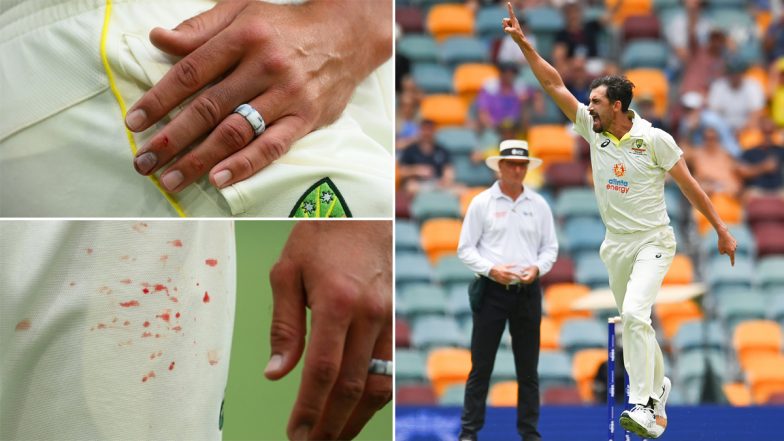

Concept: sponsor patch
[[289, 177, 351, 218], [631, 138, 647, 155]]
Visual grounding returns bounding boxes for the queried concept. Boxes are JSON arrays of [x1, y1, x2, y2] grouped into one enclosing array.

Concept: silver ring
[[368, 358, 393, 376], [233, 103, 266, 136]]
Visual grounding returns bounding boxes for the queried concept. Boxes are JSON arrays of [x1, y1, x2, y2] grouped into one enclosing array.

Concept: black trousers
[[459, 277, 542, 441]]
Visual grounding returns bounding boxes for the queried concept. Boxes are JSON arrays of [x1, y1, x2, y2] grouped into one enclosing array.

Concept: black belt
[[481, 275, 530, 293]]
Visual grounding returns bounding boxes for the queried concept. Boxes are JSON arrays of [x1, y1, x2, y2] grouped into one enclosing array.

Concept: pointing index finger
[[507, 2, 517, 25]]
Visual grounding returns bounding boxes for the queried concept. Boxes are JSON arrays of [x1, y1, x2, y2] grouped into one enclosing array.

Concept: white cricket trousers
[[0, 221, 236, 440], [600, 225, 676, 405]]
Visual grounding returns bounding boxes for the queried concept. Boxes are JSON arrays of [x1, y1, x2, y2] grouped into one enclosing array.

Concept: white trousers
[[0, 221, 236, 440], [0, 0, 393, 217], [600, 225, 676, 404]]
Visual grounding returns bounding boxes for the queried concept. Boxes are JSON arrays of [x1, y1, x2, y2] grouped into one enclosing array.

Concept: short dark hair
[[589, 75, 635, 112]]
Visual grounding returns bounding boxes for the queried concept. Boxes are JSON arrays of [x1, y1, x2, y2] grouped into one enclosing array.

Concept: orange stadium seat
[[746, 354, 784, 404], [541, 316, 560, 351], [453, 63, 499, 106], [420, 94, 468, 127], [460, 187, 486, 217], [733, 320, 783, 371], [527, 125, 575, 170], [420, 218, 462, 265], [544, 283, 592, 326], [572, 348, 608, 402], [624, 69, 668, 117], [723, 382, 752, 406], [694, 193, 742, 235], [426, 347, 472, 397], [654, 300, 702, 340], [745, 66, 769, 97], [488, 381, 518, 407], [427, 4, 475, 42], [738, 125, 784, 150], [663, 254, 694, 285], [542, 386, 583, 404], [606, 0, 652, 25]]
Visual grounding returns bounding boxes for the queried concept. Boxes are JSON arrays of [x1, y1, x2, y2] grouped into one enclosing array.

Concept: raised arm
[[502, 2, 580, 122]]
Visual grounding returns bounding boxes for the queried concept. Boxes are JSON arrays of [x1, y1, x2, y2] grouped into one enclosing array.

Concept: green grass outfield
[[225, 221, 392, 441]]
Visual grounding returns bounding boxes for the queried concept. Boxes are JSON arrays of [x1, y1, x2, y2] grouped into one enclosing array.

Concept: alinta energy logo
[[607, 163, 630, 194]]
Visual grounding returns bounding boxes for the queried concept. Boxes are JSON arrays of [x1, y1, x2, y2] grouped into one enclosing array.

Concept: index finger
[[729, 248, 735, 266], [125, 34, 242, 132], [507, 2, 518, 24]]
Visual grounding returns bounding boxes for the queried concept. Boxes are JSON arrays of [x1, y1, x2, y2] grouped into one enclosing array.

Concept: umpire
[[457, 140, 558, 441]]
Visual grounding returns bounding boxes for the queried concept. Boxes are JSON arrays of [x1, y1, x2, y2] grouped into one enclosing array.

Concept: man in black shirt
[[738, 117, 784, 195], [398, 119, 455, 194]]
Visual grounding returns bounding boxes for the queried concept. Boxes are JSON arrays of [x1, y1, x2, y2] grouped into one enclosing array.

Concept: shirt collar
[[603, 108, 650, 144], [491, 181, 532, 202]]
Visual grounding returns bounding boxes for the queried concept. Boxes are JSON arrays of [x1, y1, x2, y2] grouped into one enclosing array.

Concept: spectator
[[708, 57, 766, 134], [396, 94, 420, 151], [553, 0, 603, 76], [564, 56, 593, 105], [680, 13, 730, 95], [476, 63, 539, 132], [664, 0, 713, 72], [686, 127, 743, 197], [398, 119, 455, 193], [737, 117, 784, 196], [496, 14, 538, 66], [634, 93, 665, 130], [764, 12, 784, 63], [678, 91, 743, 157]]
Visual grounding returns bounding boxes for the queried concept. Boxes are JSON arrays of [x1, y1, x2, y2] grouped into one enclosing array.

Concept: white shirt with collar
[[573, 103, 683, 235], [458, 181, 558, 278]]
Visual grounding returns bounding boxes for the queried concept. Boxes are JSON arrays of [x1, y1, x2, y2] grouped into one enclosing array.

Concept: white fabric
[[0, 0, 393, 217], [0, 220, 236, 440], [573, 103, 683, 235], [600, 225, 675, 405], [707, 77, 765, 132], [457, 181, 558, 278]]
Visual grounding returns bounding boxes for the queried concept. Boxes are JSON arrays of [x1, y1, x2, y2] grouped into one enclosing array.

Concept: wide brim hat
[[485, 140, 543, 172]]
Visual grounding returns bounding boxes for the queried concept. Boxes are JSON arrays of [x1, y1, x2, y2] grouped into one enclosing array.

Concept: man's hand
[[717, 229, 737, 266], [489, 264, 521, 285], [127, 0, 391, 193], [502, 2, 527, 46], [518, 265, 539, 285], [266, 221, 392, 440]]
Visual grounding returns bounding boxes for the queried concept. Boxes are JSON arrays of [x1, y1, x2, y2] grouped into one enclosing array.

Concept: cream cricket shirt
[[573, 103, 683, 235]]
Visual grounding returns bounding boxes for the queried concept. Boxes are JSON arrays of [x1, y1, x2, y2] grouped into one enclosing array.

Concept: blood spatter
[[170, 297, 179, 303], [175, 312, 180, 319], [15, 319, 31, 331], [97, 323, 107, 329], [142, 288, 150, 294], [205, 259, 218, 267], [160, 255, 168, 263], [169, 240, 183, 247], [141, 370, 156, 382], [155, 333, 161, 338], [120, 279, 132, 284], [86, 248, 93, 255], [132, 222, 149, 233], [203, 291, 210, 303], [119, 300, 140, 308], [69, 282, 76, 287], [142, 331, 152, 338], [157, 311, 171, 322], [154, 284, 168, 293], [207, 350, 219, 366], [169, 361, 175, 371], [143, 321, 150, 328], [172, 326, 182, 332], [123, 321, 130, 326]]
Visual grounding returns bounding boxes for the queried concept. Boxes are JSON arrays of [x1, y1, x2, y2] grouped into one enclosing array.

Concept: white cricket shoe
[[653, 377, 671, 431], [620, 404, 664, 439]]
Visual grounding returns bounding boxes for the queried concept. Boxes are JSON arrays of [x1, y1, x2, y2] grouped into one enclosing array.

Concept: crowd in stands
[[395, 0, 784, 409]]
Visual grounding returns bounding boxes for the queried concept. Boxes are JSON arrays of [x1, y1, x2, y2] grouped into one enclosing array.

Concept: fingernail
[[126, 109, 147, 131], [292, 425, 310, 441], [134, 152, 157, 175], [161, 170, 183, 191], [264, 354, 282, 375], [213, 169, 233, 188]]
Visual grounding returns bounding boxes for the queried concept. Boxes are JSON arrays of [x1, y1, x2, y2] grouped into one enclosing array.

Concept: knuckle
[[269, 260, 295, 287], [310, 358, 340, 388], [268, 319, 303, 349], [263, 54, 290, 76], [182, 153, 208, 175], [191, 94, 223, 127], [259, 135, 288, 164], [172, 58, 202, 90], [362, 295, 389, 323], [217, 119, 251, 151], [333, 377, 365, 404], [365, 386, 393, 410], [323, 278, 361, 312], [174, 16, 203, 33]]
